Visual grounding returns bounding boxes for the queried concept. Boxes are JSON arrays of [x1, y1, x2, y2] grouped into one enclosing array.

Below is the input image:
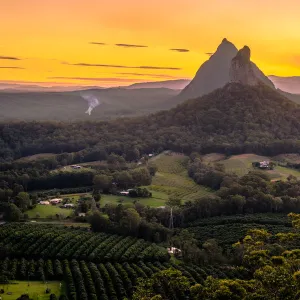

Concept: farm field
[[218, 153, 300, 179], [26, 204, 73, 219], [1, 281, 61, 300], [51, 165, 96, 174], [187, 213, 293, 250], [273, 153, 300, 164], [0, 224, 246, 300], [28, 189, 168, 220], [13, 153, 56, 163], [150, 152, 213, 202], [101, 191, 168, 208]]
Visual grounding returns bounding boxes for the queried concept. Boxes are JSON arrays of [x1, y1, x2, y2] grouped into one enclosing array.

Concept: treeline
[[0, 164, 153, 192]]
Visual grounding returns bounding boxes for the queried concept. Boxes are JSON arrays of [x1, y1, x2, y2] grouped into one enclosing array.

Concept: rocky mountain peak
[[229, 46, 262, 86]]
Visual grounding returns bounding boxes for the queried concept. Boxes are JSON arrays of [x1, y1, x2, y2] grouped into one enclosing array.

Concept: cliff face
[[177, 38, 238, 100], [177, 40, 276, 103], [230, 46, 275, 88], [229, 46, 260, 85]]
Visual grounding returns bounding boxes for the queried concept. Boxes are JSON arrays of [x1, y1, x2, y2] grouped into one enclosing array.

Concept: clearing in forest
[[219, 153, 300, 180], [150, 152, 213, 202], [1, 281, 61, 300]]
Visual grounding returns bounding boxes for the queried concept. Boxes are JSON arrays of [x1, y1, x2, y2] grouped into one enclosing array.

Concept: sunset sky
[[1, 0, 300, 87]]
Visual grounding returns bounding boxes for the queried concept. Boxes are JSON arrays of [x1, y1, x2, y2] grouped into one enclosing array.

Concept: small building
[[49, 198, 63, 204], [78, 213, 86, 217], [39, 201, 50, 205], [119, 191, 129, 196], [259, 161, 270, 169], [167, 247, 182, 255], [148, 154, 154, 157], [71, 165, 82, 169], [64, 203, 75, 208]]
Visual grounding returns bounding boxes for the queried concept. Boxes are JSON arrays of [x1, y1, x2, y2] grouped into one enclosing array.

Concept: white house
[[259, 161, 270, 169], [39, 201, 50, 205], [167, 247, 182, 255], [49, 198, 63, 204], [64, 203, 74, 208], [71, 165, 82, 169], [78, 213, 86, 217], [120, 191, 129, 196]]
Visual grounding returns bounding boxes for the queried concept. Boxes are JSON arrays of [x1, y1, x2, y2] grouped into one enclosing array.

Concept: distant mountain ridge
[[127, 79, 190, 90], [269, 76, 300, 94], [0, 88, 178, 121]]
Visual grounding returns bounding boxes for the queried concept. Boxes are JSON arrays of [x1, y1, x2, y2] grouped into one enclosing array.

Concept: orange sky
[[1, 0, 300, 87]]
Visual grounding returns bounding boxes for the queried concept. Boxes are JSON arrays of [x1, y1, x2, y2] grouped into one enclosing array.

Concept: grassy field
[[218, 153, 300, 180], [26, 205, 73, 219], [51, 165, 96, 174], [101, 190, 168, 207], [150, 152, 213, 202], [202, 153, 226, 164], [273, 153, 300, 164], [0, 281, 61, 300], [14, 153, 56, 163]]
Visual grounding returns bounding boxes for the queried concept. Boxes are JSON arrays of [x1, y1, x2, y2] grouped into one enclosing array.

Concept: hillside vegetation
[[150, 152, 213, 201]]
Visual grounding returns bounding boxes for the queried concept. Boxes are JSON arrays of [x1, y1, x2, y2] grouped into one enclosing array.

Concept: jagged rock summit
[[229, 46, 261, 85], [177, 39, 275, 102], [229, 46, 275, 89], [177, 38, 238, 100]]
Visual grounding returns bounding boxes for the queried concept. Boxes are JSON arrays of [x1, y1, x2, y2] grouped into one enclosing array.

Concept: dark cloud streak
[[115, 43, 148, 48], [0, 56, 21, 60], [170, 48, 190, 53], [89, 42, 107, 45], [64, 62, 181, 70], [0, 66, 24, 69]]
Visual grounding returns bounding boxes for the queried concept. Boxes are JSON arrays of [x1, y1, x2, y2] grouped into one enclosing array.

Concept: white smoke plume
[[80, 93, 100, 115]]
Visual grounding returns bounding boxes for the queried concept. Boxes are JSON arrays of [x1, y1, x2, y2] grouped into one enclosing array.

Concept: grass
[[274, 153, 300, 164], [0, 281, 61, 300], [51, 165, 96, 174], [149, 152, 213, 202], [219, 154, 300, 180], [202, 153, 226, 164], [26, 205, 73, 219], [14, 153, 56, 163], [101, 190, 168, 208]]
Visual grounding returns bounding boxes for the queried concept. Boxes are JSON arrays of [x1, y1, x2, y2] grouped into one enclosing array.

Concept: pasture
[[218, 153, 300, 180], [26, 204, 73, 219], [0, 281, 61, 300]]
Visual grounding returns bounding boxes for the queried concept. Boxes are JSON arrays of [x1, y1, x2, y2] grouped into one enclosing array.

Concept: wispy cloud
[[0, 66, 24, 69], [117, 72, 178, 78], [0, 55, 21, 60], [170, 48, 190, 53], [89, 42, 107, 46], [48, 76, 144, 82], [115, 43, 148, 48], [64, 62, 181, 70]]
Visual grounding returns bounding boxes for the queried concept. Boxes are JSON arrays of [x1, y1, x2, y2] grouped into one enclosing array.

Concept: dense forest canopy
[[2, 83, 300, 165]]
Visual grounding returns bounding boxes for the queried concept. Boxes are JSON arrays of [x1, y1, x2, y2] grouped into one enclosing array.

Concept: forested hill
[[2, 83, 300, 162]]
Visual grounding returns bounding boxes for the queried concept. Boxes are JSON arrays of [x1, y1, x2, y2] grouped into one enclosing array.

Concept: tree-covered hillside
[[2, 83, 300, 163]]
